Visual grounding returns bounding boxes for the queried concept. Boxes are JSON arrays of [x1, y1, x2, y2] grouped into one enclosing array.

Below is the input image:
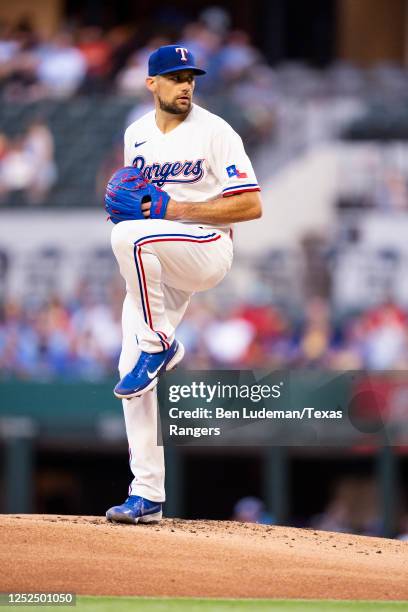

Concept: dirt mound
[[1, 514, 407, 600]]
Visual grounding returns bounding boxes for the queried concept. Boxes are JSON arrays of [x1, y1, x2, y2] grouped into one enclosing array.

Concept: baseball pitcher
[[105, 44, 262, 523]]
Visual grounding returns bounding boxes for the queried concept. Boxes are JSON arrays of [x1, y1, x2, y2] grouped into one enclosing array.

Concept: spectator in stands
[[0, 20, 39, 102], [296, 297, 332, 367], [107, 25, 139, 79], [116, 35, 169, 96], [180, 21, 222, 75], [0, 136, 34, 202], [24, 119, 57, 204], [77, 26, 112, 92], [358, 302, 408, 369], [328, 318, 364, 369], [0, 121, 56, 205], [200, 6, 231, 36], [215, 30, 261, 84], [232, 496, 274, 524], [204, 308, 256, 365], [116, 51, 150, 96], [230, 64, 278, 144], [310, 477, 382, 536], [36, 31, 86, 97]]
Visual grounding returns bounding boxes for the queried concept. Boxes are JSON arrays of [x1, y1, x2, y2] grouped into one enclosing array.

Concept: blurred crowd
[[0, 119, 56, 204], [177, 297, 408, 371], [4, 7, 408, 100], [232, 475, 408, 539], [1, 9, 408, 379], [0, 287, 122, 381], [337, 144, 408, 213], [2, 288, 408, 380], [309, 476, 384, 536], [3, 9, 408, 209], [0, 11, 274, 145], [308, 476, 408, 539], [231, 474, 408, 541]]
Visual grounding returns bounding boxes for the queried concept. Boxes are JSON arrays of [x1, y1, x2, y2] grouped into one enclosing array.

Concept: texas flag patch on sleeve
[[226, 164, 248, 179]]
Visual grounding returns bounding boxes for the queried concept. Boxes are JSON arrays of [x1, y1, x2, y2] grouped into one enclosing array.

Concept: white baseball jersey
[[112, 103, 261, 504], [124, 103, 260, 230]]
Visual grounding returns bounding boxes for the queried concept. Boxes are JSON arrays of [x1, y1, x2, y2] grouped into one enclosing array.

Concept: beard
[[158, 95, 191, 115]]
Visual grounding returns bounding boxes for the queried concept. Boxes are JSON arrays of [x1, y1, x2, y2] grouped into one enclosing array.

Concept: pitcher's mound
[[1, 515, 407, 600]]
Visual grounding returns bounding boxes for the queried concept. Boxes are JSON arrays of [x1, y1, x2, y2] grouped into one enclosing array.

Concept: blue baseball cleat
[[106, 495, 163, 524], [114, 339, 184, 399]]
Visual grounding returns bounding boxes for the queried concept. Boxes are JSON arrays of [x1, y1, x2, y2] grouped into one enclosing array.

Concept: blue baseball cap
[[148, 45, 206, 77]]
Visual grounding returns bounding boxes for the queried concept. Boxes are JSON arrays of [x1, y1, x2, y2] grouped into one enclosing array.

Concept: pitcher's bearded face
[[153, 70, 195, 115]]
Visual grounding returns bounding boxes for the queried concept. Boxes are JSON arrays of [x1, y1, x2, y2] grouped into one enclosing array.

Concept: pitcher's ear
[[145, 76, 156, 93]]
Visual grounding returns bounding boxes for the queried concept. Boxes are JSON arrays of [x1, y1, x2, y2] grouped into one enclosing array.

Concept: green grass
[[4, 597, 406, 612], [78, 598, 408, 612]]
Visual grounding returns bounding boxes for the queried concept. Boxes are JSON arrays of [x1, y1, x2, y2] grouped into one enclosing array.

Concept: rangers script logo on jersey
[[132, 155, 205, 187]]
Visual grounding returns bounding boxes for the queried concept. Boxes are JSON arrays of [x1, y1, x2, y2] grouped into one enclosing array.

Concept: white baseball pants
[[111, 219, 233, 501]]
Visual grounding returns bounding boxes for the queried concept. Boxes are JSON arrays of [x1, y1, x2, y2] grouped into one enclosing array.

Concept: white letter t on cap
[[176, 47, 188, 61]]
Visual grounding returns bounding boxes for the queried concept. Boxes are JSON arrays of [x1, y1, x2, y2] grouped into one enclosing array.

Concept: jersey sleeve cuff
[[222, 184, 260, 197]]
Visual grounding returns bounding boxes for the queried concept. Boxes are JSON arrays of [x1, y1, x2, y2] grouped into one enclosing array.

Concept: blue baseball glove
[[105, 166, 170, 224]]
